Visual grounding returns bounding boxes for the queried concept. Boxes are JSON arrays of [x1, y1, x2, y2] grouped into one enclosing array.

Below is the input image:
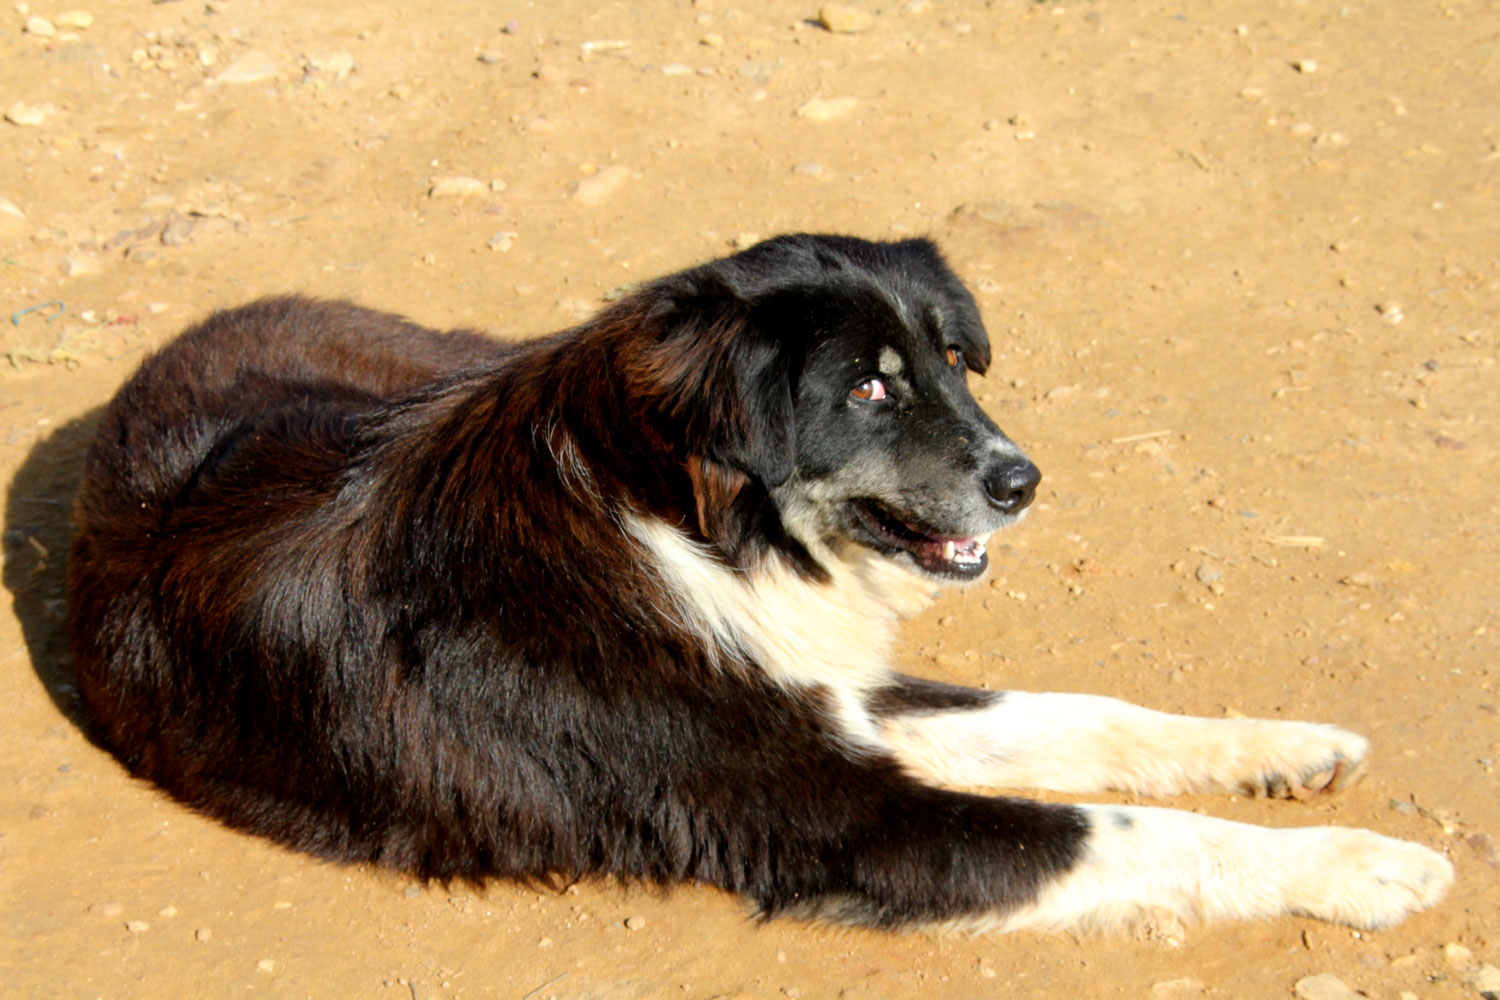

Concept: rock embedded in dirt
[[214, 51, 279, 85], [819, 4, 874, 33], [429, 176, 490, 199], [24, 14, 56, 36], [572, 165, 632, 206], [1294, 973, 1359, 1000], [5, 101, 54, 127], [795, 96, 857, 121]]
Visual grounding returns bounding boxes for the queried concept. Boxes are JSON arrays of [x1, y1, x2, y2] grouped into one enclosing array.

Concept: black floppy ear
[[643, 272, 796, 490]]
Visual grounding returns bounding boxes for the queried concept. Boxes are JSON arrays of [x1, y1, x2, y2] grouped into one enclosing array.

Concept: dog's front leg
[[982, 803, 1454, 934], [873, 676, 1370, 798]]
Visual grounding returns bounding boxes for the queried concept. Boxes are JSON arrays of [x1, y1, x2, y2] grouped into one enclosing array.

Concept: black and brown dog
[[67, 234, 1451, 932]]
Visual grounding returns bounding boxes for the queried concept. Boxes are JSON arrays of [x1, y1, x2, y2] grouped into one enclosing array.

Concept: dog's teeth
[[943, 540, 956, 562]]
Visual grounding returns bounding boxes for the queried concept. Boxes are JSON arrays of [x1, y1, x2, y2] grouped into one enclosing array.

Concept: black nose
[[984, 459, 1041, 514]]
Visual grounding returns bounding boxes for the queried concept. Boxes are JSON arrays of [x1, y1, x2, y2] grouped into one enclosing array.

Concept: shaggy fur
[[67, 234, 1452, 932]]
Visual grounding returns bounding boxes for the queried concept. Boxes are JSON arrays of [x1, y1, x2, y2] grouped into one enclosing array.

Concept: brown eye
[[945, 346, 962, 368], [851, 378, 888, 402]]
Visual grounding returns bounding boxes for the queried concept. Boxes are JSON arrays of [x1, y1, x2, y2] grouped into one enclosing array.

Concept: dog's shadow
[[3, 408, 103, 727]]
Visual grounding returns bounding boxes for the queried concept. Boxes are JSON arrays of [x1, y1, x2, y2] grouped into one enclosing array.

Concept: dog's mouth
[[848, 499, 989, 580]]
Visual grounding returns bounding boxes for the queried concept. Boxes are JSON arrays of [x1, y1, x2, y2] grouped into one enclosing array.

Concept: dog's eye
[[945, 346, 963, 368], [851, 378, 888, 402]]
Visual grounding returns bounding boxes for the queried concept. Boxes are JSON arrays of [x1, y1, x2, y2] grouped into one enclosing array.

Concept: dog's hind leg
[[872, 677, 1369, 798]]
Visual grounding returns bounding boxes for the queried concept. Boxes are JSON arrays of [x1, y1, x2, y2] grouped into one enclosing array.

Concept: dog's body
[[67, 235, 1452, 932]]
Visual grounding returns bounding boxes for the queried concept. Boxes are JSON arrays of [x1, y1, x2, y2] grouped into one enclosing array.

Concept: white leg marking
[[883, 691, 1370, 797], [981, 805, 1454, 934]]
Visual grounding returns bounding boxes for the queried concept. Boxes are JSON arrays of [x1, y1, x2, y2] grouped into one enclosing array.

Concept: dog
[[67, 234, 1453, 932]]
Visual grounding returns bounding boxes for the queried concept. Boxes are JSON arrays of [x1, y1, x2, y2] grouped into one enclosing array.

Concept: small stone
[[157, 905, 178, 918], [478, 47, 504, 64], [256, 959, 275, 974], [1150, 979, 1206, 1000], [214, 51, 279, 85], [160, 213, 195, 246], [819, 4, 874, 33], [486, 231, 517, 252], [623, 915, 645, 930], [0, 195, 23, 219], [1470, 964, 1500, 994], [429, 176, 490, 199], [24, 14, 56, 36], [55, 10, 93, 29], [538, 936, 553, 948], [730, 232, 761, 250], [795, 96, 857, 121], [660, 63, 693, 76], [90, 901, 124, 917], [792, 161, 824, 177], [503, 19, 520, 34], [490, 178, 506, 192], [701, 32, 724, 50], [781, 989, 802, 999], [389, 84, 412, 100], [572, 165, 631, 207], [1340, 573, 1376, 588], [1293, 973, 1358, 1000], [5, 101, 54, 127], [1375, 301, 1405, 324], [1443, 942, 1474, 967], [1294, 58, 1318, 73], [1195, 564, 1223, 583], [61, 255, 101, 277], [305, 50, 355, 83], [195, 926, 213, 941], [124, 920, 151, 933]]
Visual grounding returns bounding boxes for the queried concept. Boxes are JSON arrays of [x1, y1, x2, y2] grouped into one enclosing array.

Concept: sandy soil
[[3, 0, 1498, 996]]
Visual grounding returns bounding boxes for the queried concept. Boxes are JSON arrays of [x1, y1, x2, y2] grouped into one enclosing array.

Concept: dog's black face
[[706, 236, 1040, 581]]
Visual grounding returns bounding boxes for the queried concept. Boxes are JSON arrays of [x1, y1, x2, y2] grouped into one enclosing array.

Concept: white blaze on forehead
[[877, 346, 904, 377]]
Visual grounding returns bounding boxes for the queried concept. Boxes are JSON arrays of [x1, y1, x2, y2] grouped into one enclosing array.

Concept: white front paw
[[1284, 828, 1455, 929]]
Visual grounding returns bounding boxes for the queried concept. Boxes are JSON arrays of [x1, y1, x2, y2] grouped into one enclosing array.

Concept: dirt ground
[[2, 0, 1497, 996]]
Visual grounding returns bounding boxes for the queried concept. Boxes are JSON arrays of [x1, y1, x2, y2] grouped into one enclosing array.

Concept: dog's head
[[638, 234, 1038, 583]]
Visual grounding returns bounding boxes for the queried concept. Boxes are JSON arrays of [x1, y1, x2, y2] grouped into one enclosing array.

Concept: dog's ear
[[641, 273, 796, 490]]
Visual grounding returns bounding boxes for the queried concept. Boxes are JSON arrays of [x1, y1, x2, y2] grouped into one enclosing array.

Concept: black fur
[[67, 234, 1084, 929]]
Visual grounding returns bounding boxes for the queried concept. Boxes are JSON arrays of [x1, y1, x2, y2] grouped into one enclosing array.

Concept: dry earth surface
[[2, 0, 1498, 997]]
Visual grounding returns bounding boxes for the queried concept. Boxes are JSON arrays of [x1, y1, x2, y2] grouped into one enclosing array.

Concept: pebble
[[795, 96, 857, 121], [792, 160, 825, 177], [56, 10, 93, 29], [214, 51, 279, 85], [1375, 301, 1405, 324], [478, 47, 504, 64], [1443, 942, 1474, 966], [305, 50, 355, 83], [1150, 979, 1206, 1000], [124, 920, 151, 934], [572, 165, 631, 207], [5, 101, 54, 127], [0, 194, 23, 218], [429, 175, 490, 199], [1470, 964, 1500, 994], [661, 64, 693, 76], [256, 959, 275, 973], [623, 915, 645, 930], [195, 926, 213, 941], [819, 4, 874, 33], [161, 213, 195, 246], [62, 254, 101, 277], [486, 231, 517, 252], [89, 901, 125, 917], [1293, 973, 1358, 1000], [1294, 58, 1319, 73], [1195, 563, 1223, 583], [23, 14, 56, 36]]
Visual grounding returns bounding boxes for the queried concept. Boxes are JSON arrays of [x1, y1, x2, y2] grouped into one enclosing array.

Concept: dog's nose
[[984, 460, 1041, 514]]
